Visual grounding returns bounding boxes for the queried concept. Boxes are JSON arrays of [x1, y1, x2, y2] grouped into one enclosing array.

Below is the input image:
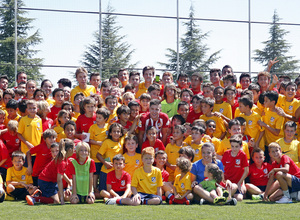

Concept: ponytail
[[55, 138, 75, 164]]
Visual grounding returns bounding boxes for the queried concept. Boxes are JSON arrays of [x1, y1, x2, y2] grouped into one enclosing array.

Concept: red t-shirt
[[39, 159, 67, 183], [222, 150, 249, 184], [141, 139, 165, 152], [161, 168, 169, 182], [191, 89, 203, 95], [248, 162, 272, 186], [68, 157, 96, 176], [231, 100, 239, 119], [1, 132, 20, 156], [0, 141, 12, 169], [116, 120, 133, 130], [106, 170, 131, 192], [47, 106, 61, 121], [76, 113, 96, 133], [272, 154, 300, 178], [29, 142, 52, 177], [42, 117, 54, 132], [186, 110, 202, 124]]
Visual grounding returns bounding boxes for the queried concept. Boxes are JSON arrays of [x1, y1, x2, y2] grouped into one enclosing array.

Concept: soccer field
[[1, 200, 299, 219]]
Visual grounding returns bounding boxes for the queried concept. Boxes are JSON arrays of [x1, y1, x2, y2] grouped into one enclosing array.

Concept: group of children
[[1, 62, 300, 206]]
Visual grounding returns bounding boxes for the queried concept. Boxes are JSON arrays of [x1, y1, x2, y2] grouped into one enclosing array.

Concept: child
[[199, 163, 227, 204], [5, 99, 20, 126], [191, 126, 205, 162], [76, 97, 96, 134], [41, 79, 54, 105], [116, 105, 132, 131], [186, 94, 203, 124], [73, 92, 84, 119], [176, 73, 190, 90], [180, 88, 193, 106], [54, 110, 71, 142], [131, 147, 163, 205], [123, 134, 142, 178], [90, 72, 101, 95], [33, 88, 46, 101], [3, 89, 15, 108], [128, 101, 140, 122], [222, 74, 235, 88], [64, 120, 81, 146], [6, 151, 37, 200], [165, 125, 186, 182], [264, 142, 300, 203], [224, 85, 239, 118], [70, 67, 96, 104], [177, 101, 190, 122], [129, 71, 140, 97], [200, 97, 226, 140], [105, 95, 119, 124], [25, 80, 37, 100], [1, 120, 20, 157], [141, 126, 165, 152], [122, 92, 135, 106], [139, 93, 151, 114], [26, 139, 75, 205], [167, 114, 185, 144], [166, 157, 193, 205], [136, 66, 155, 98], [155, 150, 172, 194], [17, 100, 42, 155], [245, 148, 272, 199], [209, 69, 221, 87], [26, 129, 57, 186], [100, 81, 112, 101], [239, 73, 251, 90], [147, 83, 161, 101], [109, 75, 120, 87], [14, 88, 26, 101], [110, 86, 122, 103], [18, 99, 27, 117], [102, 154, 131, 202], [118, 68, 129, 88], [47, 88, 65, 121], [89, 107, 110, 191], [204, 120, 221, 152], [221, 134, 249, 201], [213, 86, 232, 120], [62, 101, 77, 122], [190, 72, 203, 95], [36, 101, 53, 132], [202, 82, 214, 99], [69, 142, 96, 204], [161, 83, 180, 118]]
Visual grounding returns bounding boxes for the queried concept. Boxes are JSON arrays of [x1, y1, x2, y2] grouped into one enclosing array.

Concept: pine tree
[[159, 5, 220, 78], [82, 5, 134, 80], [253, 10, 298, 77], [0, 0, 43, 86]]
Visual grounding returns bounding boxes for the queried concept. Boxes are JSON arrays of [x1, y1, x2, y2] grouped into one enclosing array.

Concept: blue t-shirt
[[190, 159, 224, 183]]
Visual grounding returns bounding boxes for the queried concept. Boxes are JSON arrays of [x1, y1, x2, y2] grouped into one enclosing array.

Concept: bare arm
[[17, 133, 34, 149], [57, 173, 65, 205]]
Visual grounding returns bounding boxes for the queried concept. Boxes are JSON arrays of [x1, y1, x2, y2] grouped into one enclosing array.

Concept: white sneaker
[[297, 191, 300, 201], [105, 198, 117, 205], [290, 192, 297, 200], [275, 195, 292, 204]]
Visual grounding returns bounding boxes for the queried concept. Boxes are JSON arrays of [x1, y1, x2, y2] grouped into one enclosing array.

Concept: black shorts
[[9, 188, 29, 200]]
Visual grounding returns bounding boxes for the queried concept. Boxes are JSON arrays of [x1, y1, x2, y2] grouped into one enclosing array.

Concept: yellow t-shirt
[[4, 114, 20, 127], [200, 115, 226, 139], [46, 98, 55, 108], [238, 111, 262, 139], [190, 143, 203, 162], [123, 153, 142, 179], [174, 173, 192, 196], [276, 138, 300, 163], [70, 85, 96, 104], [107, 109, 118, 125], [18, 116, 42, 154], [6, 166, 33, 188], [54, 125, 66, 143], [165, 143, 183, 182], [74, 112, 80, 119], [131, 166, 163, 195], [262, 109, 284, 146], [235, 104, 262, 118], [213, 102, 232, 119], [98, 137, 124, 173], [89, 123, 108, 162], [217, 137, 250, 159], [135, 82, 147, 99]]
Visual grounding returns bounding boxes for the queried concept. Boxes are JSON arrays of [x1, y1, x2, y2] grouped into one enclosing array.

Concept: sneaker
[[252, 194, 263, 200], [185, 199, 190, 205], [26, 195, 35, 206], [290, 192, 297, 200], [199, 198, 205, 205], [31, 189, 42, 197], [225, 198, 237, 206], [223, 190, 229, 198], [275, 195, 292, 204], [103, 198, 109, 203], [297, 191, 300, 201], [105, 198, 117, 205], [214, 197, 227, 204]]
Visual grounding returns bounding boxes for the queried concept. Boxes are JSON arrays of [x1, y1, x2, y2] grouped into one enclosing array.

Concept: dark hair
[[284, 121, 297, 130], [222, 65, 233, 75], [125, 134, 138, 145], [107, 123, 125, 140], [33, 88, 46, 99], [128, 101, 140, 109], [149, 99, 161, 107], [96, 107, 110, 120], [229, 134, 243, 146], [228, 119, 241, 129], [61, 101, 74, 111], [100, 81, 112, 89], [109, 75, 119, 81], [258, 92, 266, 105], [214, 86, 224, 93], [57, 110, 70, 124], [116, 105, 130, 116], [0, 75, 8, 81], [105, 95, 118, 105], [172, 114, 185, 125], [6, 99, 18, 110], [112, 154, 125, 163], [239, 73, 251, 83], [41, 79, 53, 88], [64, 120, 76, 131], [58, 78, 72, 88], [209, 68, 221, 77], [191, 72, 203, 82], [155, 150, 167, 158], [146, 126, 157, 134], [43, 129, 57, 139], [264, 90, 279, 105], [52, 88, 64, 98], [200, 97, 215, 108], [251, 148, 264, 158], [235, 117, 246, 126], [191, 126, 205, 135], [177, 101, 189, 110], [124, 83, 135, 92], [180, 88, 193, 98], [224, 85, 236, 95], [80, 97, 96, 114], [90, 72, 100, 81], [248, 83, 260, 92], [238, 95, 253, 109], [3, 89, 15, 99], [142, 66, 155, 75], [18, 99, 27, 113], [222, 74, 235, 84], [148, 83, 160, 93], [74, 92, 84, 101], [174, 124, 186, 134], [178, 146, 195, 162], [129, 71, 140, 79], [191, 94, 204, 102], [177, 73, 189, 81], [206, 163, 223, 183]]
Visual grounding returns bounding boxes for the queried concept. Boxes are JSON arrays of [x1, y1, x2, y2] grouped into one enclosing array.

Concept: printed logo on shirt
[[21, 175, 25, 180], [289, 105, 293, 111], [270, 117, 275, 122], [136, 160, 140, 164], [248, 120, 252, 125], [37, 122, 40, 128], [16, 139, 20, 143], [83, 124, 87, 127], [151, 177, 156, 183], [263, 168, 268, 174], [121, 180, 125, 186], [181, 183, 185, 189], [235, 159, 240, 165], [106, 131, 109, 135], [220, 108, 224, 113], [195, 149, 199, 154]]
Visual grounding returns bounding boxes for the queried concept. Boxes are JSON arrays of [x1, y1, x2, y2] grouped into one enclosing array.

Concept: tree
[[0, 0, 43, 86], [253, 10, 298, 77], [159, 5, 220, 78], [82, 5, 134, 80]]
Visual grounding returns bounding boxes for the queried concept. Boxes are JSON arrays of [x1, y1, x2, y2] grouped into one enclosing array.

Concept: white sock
[[283, 190, 290, 198]]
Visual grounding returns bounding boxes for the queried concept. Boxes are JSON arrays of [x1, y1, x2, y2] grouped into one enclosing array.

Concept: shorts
[[98, 171, 107, 191], [115, 191, 125, 197], [32, 176, 39, 187], [0, 192, 4, 203], [94, 162, 102, 174], [77, 193, 94, 203], [38, 179, 58, 198], [9, 188, 29, 200], [136, 192, 162, 205], [257, 185, 266, 192], [234, 188, 244, 195], [0, 167, 7, 181], [24, 155, 36, 168], [288, 175, 300, 193]]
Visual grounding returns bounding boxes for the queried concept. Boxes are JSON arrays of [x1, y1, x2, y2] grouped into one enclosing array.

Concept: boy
[[222, 74, 235, 88], [17, 100, 42, 154], [213, 86, 232, 120], [100, 81, 112, 101], [123, 135, 142, 178], [217, 119, 250, 160], [131, 147, 163, 205], [190, 126, 205, 162], [177, 101, 190, 122], [26, 129, 57, 186], [70, 67, 96, 104], [5, 99, 20, 126], [47, 88, 65, 121], [147, 83, 161, 101], [73, 92, 84, 119], [202, 83, 214, 99], [141, 126, 165, 152], [138, 99, 169, 146], [221, 134, 249, 201], [200, 97, 226, 140], [155, 150, 172, 195], [139, 93, 151, 114], [264, 142, 300, 203], [186, 94, 203, 124], [190, 72, 203, 95], [105, 95, 119, 125], [6, 151, 37, 200], [239, 73, 251, 90], [109, 75, 120, 87], [224, 85, 239, 118], [90, 72, 101, 95], [209, 68, 221, 87], [257, 71, 275, 93], [116, 105, 132, 130], [136, 66, 155, 98], [118, 68, 129, 88], [128, 101, 140, 122], [128, 71, 140, 98], [122, 92, 135, 106], [176, 73, 190, 90], [1, 120, 20, 157], [102, 154, 131, 203]]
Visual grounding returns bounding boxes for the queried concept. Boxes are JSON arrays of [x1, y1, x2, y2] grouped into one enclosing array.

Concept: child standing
[[36, 101, 53, 132], [213, 86, 232, 120], [141, 126, 165, 152], [54, 110, 71, 142], [69, 142, 96, 204], [47, 88, 65, 121], [76, 97, 96, 135]]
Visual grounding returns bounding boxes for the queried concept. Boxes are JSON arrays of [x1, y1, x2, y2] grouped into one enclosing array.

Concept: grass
[[1, 199, 300, 219]]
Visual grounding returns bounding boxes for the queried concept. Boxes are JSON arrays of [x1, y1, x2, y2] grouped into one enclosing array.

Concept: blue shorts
[[257, 185, 266, 192], [234, 189, 244, 195], [77, 193, 94, 203], [9, 188, 29, 200], [94, 162, 102, 174], [38, 179, 58, 198], [137, 192, 162, 205], [98, 171, 107, 191], [288, 175, 300, 193]]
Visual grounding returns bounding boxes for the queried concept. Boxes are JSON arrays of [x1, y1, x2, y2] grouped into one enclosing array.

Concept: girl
[[37, 101, 54, 132], [41, 79, 54, 106], [73, 92, 84, 119], [33, 89, 46, 101], [64, 120, 81, 147], [26, 139, 75, 205], [54, 110, 71, 142], [76, 97, 96, 135], [25, 80, 37, 100], [161, 83, 181, 118], [69, 142, 96, 204]]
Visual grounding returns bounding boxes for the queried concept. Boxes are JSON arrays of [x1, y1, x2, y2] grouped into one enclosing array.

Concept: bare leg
[[193, 185, 214, 203], [245, 183, 263, 195]]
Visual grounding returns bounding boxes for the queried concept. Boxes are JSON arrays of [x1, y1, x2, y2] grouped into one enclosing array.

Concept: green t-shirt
[[161, 99, 181, 118], [199, 179, 216, 192], [72, 158, 91, 196]]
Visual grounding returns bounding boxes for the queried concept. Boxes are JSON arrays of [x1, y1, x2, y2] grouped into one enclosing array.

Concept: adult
[[135, 66, 155, 98], [57, 78, 72, 89], [16, 71, 27, 85], [0, 75, 8, 91], [41, 79, 55, 107], [118, 68, 129, 88]]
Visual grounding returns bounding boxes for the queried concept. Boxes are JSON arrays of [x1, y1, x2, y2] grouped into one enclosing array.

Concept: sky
[[22, 0, 300, 87]]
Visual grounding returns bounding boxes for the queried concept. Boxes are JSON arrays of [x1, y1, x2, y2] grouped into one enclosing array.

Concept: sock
[[283, 190, 290, 198], [167, 193, 174, 201], [35, 196, 54, 204], [116, 198, 122, 205], [174, 197, 187, 204]]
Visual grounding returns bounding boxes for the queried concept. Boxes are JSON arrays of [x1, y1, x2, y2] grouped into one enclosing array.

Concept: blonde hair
[[7, 120, 18, 132], [268, 142, 281, 150], [55, 138, 75, 164], [75, 67, 88, 78], [257, 71, 271, 80], [37, 101, 50, 118], [142, 147, 155, 158], [75, 141, 90, 158]]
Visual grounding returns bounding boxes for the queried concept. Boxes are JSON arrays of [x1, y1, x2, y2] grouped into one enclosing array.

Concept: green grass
[[1, 199, 299, 219]]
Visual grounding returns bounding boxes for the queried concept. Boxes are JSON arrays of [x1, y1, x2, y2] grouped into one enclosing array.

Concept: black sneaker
[[223, 190, 229, 198], [225, 198, 237, 206]]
